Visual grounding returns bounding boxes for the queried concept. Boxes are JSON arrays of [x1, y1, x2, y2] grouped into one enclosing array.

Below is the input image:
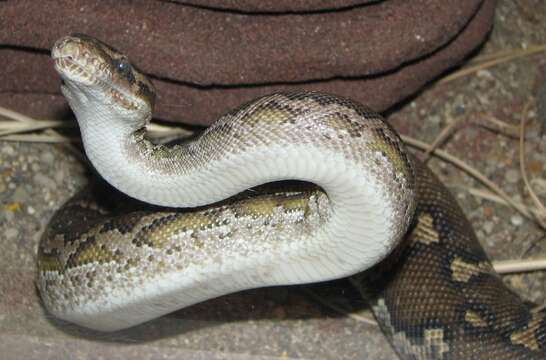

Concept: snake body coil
[[37, 35, 545, 359]]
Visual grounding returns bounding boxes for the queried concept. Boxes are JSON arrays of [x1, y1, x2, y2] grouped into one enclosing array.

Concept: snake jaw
[[52, 35, 108, 87]]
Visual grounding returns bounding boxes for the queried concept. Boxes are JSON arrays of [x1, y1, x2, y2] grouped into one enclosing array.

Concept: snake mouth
[[53, 56, 100, 86]]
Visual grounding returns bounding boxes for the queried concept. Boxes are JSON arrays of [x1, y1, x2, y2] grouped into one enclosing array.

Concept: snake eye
[[113, 58, 131, 73]]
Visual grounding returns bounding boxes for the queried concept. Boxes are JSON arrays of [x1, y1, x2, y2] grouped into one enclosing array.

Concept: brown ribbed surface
[[0, 0, 494, 125], [170, 0, 378, 13]]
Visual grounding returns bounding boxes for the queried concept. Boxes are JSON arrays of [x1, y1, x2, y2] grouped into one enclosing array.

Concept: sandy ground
[[1, 0, 545, 359]]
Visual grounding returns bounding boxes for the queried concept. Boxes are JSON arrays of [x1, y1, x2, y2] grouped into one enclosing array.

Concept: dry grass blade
[[423, 118, 462, 162], [0, 105, 37, 123], [422, 112, 520, 163], [465, 187, 543, 219], [0, 133, 77, 143], [0, 105, 76, 143], [440, 43, 546, 84], [519, 101, 546, 226], [0, 120, 73, 136], [479, 114, 520, 137], [0, 107, 86, 163], [532, 179, 546, 195], [148, 123, 194, 139], [469, 45, 546, 65], [0, 106, 192, 143], [492, 258, 546, 274]]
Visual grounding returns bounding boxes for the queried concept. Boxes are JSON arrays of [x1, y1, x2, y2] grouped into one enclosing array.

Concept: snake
[[36, 34, 545, 359]]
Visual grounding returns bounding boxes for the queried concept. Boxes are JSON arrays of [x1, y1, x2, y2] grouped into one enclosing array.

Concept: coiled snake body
[[37, 35, 545, 359]]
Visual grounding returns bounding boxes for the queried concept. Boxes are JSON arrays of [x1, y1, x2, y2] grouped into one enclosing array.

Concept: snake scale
[[36, 34, 545, 359]]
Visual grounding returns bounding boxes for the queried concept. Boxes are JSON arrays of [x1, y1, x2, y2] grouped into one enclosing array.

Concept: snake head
[[52, 34, 156, 129]]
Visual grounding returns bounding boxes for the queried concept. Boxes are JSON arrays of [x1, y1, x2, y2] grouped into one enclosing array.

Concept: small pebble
[[40, 151, 55, 165], [12, 186, 29, 202], [3, 210, 15, 223], [452, 103, 466, 116], [272, 306, 286, 319], [54, 169, 65, 184], [483, 206, 494, 217], [476, 69, 493, 80], [510, 214, 524, 226], [2, 145, 15, 156], [5, 228, 18, 240], [33, 173, 57, 190], [527, 160, 542, 174], [483, 221, 494, 234], [27, 206, 36, 215], [504, 169, 520, 184], [428, 115, 441, 124], [456, 192, 466, 200]]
